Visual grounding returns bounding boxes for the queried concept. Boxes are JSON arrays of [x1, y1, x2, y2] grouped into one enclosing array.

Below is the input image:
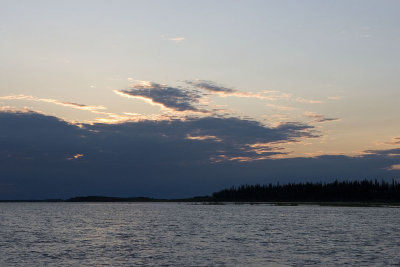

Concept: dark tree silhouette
[[212, 179, 400, 202]]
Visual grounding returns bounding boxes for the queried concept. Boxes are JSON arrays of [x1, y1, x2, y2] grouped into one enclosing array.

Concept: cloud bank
[[0, 111, 399, 200]]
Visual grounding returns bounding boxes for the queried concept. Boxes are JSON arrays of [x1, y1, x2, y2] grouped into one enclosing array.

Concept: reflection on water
[[1, 203, 399, 266]]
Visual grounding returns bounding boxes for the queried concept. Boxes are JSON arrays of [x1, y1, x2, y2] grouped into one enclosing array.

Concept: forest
[[211, 180, 400, 202]]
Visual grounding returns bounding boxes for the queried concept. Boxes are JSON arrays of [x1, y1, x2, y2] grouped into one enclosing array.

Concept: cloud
[[187, 80, 291, 100], [0, 111, 316, 162], [170, 37, 185, 42], [187, 80, 326, 106], [186, 80, 236, 93], [294, 97, 324, 104], [266, 103, 295, 111], [364, 148, 400, 157], [67, 153, 84, 160], [88, 116, 316, 161], [186, 135, 222, 142], [0, 111, 399, 199], [304, 112, 340, 123], [0, 94, 155, 124], [0, 94, 105, 112], [387, 137, 400, 145], [115, 80, 328, 121], [386, 164, 400, 171], [116, 81, 202, 112], [0, 106, 36, 112]]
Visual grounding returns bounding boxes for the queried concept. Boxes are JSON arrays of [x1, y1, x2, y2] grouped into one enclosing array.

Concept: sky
[[0, 0, 399, 199]]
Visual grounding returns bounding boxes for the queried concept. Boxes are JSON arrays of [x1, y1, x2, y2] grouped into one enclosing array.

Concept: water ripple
[[1, 203, 400, 266]]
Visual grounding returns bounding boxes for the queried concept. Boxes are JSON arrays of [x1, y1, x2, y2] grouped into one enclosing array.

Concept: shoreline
[[1, 199, 400, 207]]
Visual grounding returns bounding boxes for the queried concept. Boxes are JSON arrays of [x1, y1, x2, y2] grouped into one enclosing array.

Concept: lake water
[[1, 203, 399, 266]]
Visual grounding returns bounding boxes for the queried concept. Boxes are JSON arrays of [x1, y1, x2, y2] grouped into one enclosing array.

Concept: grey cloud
[[1, 111, 398, 200], [118, 82, 201, 112], [315, 118, 340, 123], [186, 80, 236, 93], [364, 148, 400, 156], [304, 112, 340, 123], [0, 112, 315, 164], [87, 117, 316, 161], [118, 80, 236, 112], [62, 102, 88, 108]]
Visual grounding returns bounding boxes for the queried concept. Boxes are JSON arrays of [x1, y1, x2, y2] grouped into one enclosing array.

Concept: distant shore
[[2, 180, 400, 206], [1, 199, 400, 208]]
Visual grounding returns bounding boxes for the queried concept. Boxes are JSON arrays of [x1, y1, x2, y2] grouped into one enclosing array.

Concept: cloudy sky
[[1, 0, 399, 199]]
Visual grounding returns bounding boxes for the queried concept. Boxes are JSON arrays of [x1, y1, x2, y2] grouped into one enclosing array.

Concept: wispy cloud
[[187, 80, 323, 104], [170, 37, 185, 42], [0, 95, 105, 112], [294, 97, 324, 104], [0, 106, 45, 114], [186, 80, 236, 93], [387, 137, 400, 145], [364, 148, 400, 157], [0, 94, 174, 124], [161, 34, 185, 43], [304, 112, 340, 123], [328, 96, 342, 100], [266, 103, 295, 111], [186, 134, 222, 142], [187, 80, 292, 101]]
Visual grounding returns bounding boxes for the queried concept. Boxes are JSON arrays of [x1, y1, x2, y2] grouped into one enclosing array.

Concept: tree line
[[211, 180, 400, 202]]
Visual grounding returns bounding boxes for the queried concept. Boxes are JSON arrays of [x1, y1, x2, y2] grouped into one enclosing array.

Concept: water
[[1, 203, 399, 266]]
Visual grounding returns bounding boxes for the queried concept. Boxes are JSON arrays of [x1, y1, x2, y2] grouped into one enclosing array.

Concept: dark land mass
[[2, 180, 400, 206], [66, 196, 158, 202], [211, 179, 400, 203]]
